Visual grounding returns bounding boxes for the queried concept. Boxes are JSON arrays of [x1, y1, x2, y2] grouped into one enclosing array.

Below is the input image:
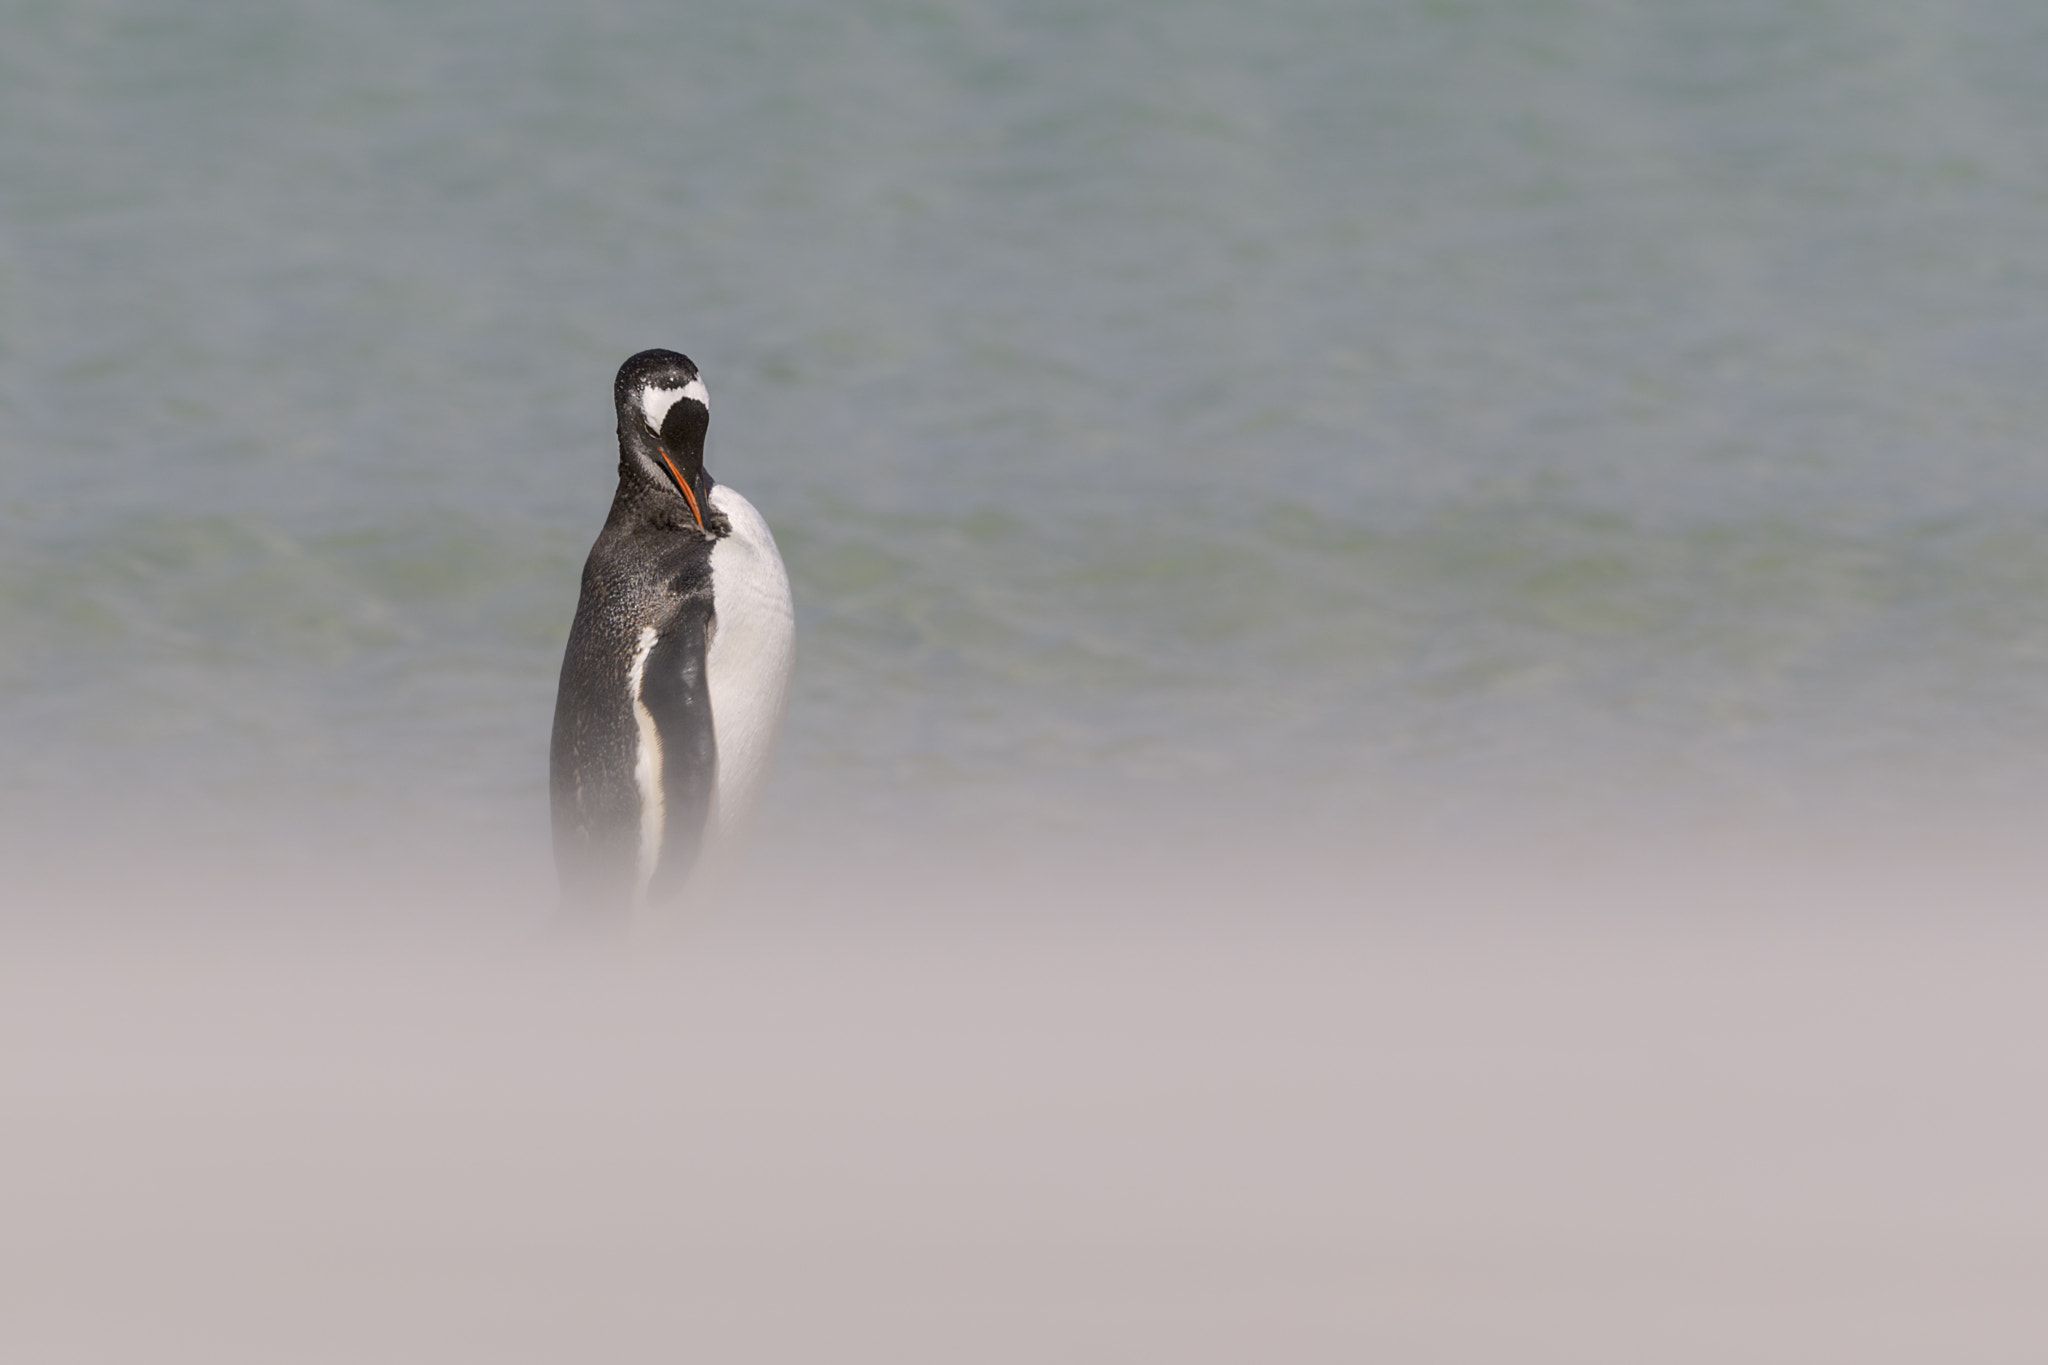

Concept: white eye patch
[[640, 377, 709, 431]]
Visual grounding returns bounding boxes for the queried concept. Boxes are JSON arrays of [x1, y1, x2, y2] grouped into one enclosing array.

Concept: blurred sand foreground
[[3, 843, 2045, 1363]]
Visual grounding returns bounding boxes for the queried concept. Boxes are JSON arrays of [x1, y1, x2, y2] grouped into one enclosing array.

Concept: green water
[[6, 0, 2048, 857]]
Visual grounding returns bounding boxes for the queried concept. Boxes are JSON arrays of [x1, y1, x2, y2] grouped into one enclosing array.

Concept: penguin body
[[549, 351, 793, 920]]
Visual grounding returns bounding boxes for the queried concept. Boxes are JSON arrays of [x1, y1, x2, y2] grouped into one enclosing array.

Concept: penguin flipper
[[549, 595, 642, 920], [640, 596, 719, 904]]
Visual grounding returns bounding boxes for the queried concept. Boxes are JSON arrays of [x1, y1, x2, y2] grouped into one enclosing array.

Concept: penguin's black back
[[549, 487, 719, 917]]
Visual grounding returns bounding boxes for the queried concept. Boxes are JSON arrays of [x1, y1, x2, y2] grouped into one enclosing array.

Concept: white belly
[[704, 484, 795, 849]]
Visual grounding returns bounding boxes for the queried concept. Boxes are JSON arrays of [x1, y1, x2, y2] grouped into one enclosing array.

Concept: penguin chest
[[703, 484, 796, 841]]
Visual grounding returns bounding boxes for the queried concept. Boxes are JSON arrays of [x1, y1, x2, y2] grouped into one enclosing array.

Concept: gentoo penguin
[[549, 350, 794, 920]]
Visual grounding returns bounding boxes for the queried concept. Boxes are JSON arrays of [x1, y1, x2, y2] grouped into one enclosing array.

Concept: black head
[[613, 348, 713, 529]]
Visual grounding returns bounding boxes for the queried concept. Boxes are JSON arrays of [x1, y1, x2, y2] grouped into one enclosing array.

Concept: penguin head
[[614, 349, 713, 529]]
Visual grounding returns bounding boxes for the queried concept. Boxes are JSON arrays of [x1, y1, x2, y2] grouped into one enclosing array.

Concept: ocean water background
[[6, 0, 2048, 870]]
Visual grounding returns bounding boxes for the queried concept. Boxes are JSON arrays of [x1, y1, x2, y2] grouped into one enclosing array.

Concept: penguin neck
[[613, 422, 715, 533]]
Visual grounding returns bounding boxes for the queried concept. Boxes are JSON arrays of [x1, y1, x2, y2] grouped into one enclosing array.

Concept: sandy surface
[[3, 849, 2046, 1362]]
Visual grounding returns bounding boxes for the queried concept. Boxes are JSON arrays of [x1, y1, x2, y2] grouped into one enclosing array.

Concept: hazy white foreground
[[3, 842, 2045, 1363]]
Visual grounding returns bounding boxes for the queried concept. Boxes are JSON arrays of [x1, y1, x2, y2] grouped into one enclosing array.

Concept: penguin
[[549, 349, 794, 921]]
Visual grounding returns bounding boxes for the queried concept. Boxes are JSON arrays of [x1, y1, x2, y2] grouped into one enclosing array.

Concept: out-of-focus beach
[[5, 840, 2044, 1363]]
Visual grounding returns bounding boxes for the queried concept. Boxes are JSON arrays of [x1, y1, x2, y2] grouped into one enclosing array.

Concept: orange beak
[[657, 447, 704, 529]]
